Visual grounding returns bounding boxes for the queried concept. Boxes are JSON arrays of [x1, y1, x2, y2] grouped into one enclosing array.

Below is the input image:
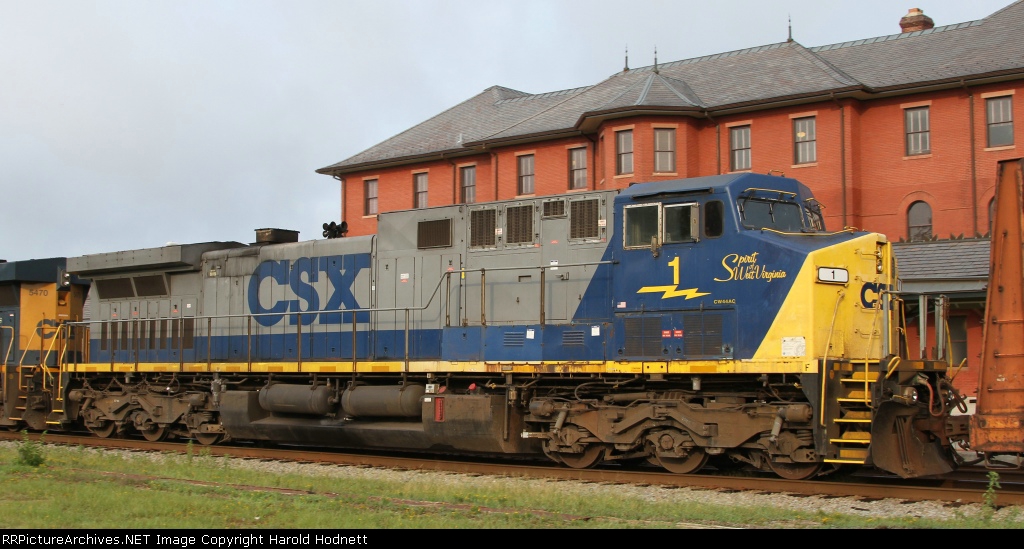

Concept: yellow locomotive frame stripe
[[65, 358, 818, 376]]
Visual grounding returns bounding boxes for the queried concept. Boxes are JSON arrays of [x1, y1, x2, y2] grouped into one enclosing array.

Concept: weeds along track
[[5, 430, 1023, 508]]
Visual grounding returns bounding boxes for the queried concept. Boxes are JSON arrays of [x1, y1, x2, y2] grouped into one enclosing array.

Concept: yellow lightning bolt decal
[[637, 258, 709, 300], [637, 285, 710, 300]]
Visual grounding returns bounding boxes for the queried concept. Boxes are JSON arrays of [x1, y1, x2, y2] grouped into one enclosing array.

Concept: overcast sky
[[0, 0, 1014, 262]]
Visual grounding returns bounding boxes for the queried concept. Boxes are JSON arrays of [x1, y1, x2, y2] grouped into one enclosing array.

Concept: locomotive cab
[[525, 172, 965, 478]]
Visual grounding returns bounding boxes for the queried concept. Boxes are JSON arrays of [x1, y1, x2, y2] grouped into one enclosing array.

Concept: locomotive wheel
[[558, 444, 606, 469], [140, 424, 168, 442], [768, 460, 822, 480], [193, 433, 222, 446], [88, 421, 116, 438], [654, 448, 709, 474], [542, 445, 564, 464]]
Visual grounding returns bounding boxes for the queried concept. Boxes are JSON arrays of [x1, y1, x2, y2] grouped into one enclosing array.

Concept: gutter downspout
[[491, 150, 499, 200], [962, 79, 979, 236], [332, 175, 345, 223], [831, 93, 848, 228], [584, 133, 598, 190], [705, 110, 720, 175], [446, 154, 457, 203]]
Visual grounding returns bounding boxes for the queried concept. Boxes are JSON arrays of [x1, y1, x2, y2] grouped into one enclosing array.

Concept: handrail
[[1, 326, 13, 403], [819, 289, 846, 427], [38, 324, 64, 391], [17, 326, 39, 390], [64, 259, 617, 369]]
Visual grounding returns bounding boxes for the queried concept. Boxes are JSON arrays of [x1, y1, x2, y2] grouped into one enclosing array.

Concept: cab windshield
[[739, 198, 804, 231], [737, 189, 824, 233]]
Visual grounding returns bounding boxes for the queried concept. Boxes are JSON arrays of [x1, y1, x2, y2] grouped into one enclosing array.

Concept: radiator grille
[[624, 316, 663, 357], [470, 209, 497, 247], [133, 275, 167, 297], [543, 200, 566, 218], [418, 219, 453, 249], [683, 314, 724, 356], [506, 205, 534, 244], [95, 278, 134, 299], [570, 199, 600, 239]]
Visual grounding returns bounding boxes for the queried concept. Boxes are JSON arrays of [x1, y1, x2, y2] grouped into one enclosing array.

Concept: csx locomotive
[[0, 172, 970, 479]]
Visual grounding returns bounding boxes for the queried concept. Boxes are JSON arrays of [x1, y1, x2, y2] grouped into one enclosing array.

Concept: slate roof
[[319, 2, 1024, 174], [892, 239, 991, 295]]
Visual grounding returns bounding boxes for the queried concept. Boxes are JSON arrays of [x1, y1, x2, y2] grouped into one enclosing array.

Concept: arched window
[[908, 201, 932, 241]]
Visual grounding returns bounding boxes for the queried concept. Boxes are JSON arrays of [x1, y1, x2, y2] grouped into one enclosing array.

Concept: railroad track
[[4, 431, 1021, 508]]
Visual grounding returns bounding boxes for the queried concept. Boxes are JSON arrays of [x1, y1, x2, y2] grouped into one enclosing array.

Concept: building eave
[[315, 148, 483, 177], [318, 69, 1024, 178]]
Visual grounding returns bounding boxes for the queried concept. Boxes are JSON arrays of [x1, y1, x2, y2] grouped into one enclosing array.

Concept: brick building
[[317, 3, 1024, 397]]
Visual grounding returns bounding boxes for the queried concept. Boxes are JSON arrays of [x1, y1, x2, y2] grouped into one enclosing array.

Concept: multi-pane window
[[569, 148, 587, 189], [905, 107, 930, 155], [654, 128, 676, 173], [616, 130, 633, 175], [364, 179, 378, 215], [987, 96, 1014, 147], [730, 125, 751, 171], [624, 204, 659, 248], [907, 201, 932, 241], [460, 166, 476, 204], [413, 172, 428, 209], [517, 154, 535, 195], [793, 117, 816, 164]]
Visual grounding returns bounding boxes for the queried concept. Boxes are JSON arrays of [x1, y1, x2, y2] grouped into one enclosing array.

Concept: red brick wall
[[338, 83, 1023, 239]]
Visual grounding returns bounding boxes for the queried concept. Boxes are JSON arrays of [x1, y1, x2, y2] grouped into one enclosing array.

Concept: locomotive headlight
[[817, 267, 849, 284], [877, 258, 884, 274], [901, 386, 918, 403]]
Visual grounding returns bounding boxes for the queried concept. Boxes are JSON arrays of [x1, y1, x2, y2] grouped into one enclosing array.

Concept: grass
[[0, 441, 1021, 529]]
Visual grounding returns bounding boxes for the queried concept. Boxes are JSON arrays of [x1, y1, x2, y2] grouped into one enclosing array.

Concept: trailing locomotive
[[0, 258, 88, 431], [4, 172, 972, 479]]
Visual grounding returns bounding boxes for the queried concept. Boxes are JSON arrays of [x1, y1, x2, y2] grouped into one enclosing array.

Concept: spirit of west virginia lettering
[[713, 252, 787, 283]]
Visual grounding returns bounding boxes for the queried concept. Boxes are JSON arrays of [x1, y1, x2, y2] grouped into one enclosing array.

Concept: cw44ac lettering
[[246, 254, 370, 327]]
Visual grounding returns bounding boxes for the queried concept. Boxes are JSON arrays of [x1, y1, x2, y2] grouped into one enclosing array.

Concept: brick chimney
[[900, 8, 934, 33]]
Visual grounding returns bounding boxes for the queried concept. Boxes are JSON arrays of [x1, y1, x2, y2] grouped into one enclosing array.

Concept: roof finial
[[653, 46, 659, 74], [787, 14, 793, 42], [624, 45, 629, 73]]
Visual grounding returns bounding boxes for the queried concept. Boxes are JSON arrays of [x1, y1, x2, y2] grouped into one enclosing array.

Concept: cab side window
[[624, 204, 660, 249], [664, 204, 698, 243], [705, 201, 724, 238]]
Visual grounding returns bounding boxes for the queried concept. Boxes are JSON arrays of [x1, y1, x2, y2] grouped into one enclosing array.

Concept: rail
[[64, 259, 615, 372]]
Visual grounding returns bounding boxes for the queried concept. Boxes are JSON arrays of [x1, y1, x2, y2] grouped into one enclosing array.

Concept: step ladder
[[825, 360, 877, 466]]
